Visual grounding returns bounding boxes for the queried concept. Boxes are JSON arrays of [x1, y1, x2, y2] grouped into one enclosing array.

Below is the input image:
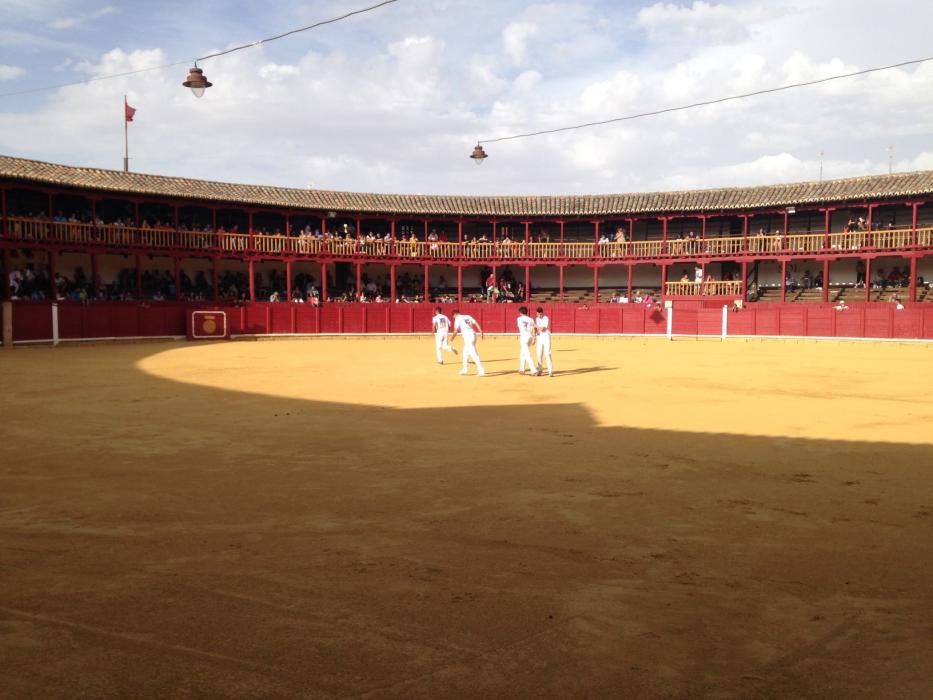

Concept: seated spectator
[[834, 300, 849, 311]]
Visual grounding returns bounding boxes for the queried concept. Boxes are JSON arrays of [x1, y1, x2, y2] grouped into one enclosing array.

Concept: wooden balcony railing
[[3, 217, 932, 264], [666, 281, 743, 296]]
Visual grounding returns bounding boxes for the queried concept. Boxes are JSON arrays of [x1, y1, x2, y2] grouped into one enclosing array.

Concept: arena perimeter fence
[[3, 301, 933, 346]]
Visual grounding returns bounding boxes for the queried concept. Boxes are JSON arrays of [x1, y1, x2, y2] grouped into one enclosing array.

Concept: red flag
[[125, 99, 136, 122]]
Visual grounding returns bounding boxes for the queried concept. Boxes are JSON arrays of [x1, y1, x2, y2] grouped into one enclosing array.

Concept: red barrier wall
[[6, 301, 932, 343]]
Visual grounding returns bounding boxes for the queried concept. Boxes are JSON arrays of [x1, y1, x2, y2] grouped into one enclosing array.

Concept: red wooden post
[[423, 263, 429, 301], [135, 254, 143, 299], [660, 263, 667, 298], [248, 259, 256, 301], [742, 214, 749, 253], [320, 262, 328, 303], [627, 264, 634, 300], [559, 220, 565, 249], [355, 262, 362, 298], [423, 219, 428, 243], [822, 259, 830, 303], [390, 264, 397, 303], [741, 259, 748, 301], [661, 217, 668, 254], [134, 201, 140, 226], [173, 204, 179, 229], [593, 220, 601, 257], [212, 256, 219, 302], [783, 209, 789, 249], [457, 219, 463, 245], [491, 220, 497, 243], [823, 208, 832, 249], [780, 259, 787, 303], [286, 260, 293, 302], [593, 266, 599, 303], [173, 256, 181, 301], [908, 256, 918, 303], [864, 258, 871, 303], [48, 248, 57, 299], [457, 264, 463, 306], [90, 251, 99, 299], [46, 191, 53, 218], [559, 265, 565, 303], [701, 215, 707, 241], [911, 202, 920, 246], [248, 212, 256, 252], [1, 248, 10, 301], [525, 265, 531, 302]]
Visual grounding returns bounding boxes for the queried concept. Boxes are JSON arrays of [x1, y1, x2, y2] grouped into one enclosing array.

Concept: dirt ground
[[1, 335, 932, 699]]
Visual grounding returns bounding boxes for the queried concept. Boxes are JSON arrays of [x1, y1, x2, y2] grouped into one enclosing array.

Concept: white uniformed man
[[516, 306, 538, 375], [431, 306, 457, 364], [534, 306, 553, 376], [450, 310, 485, 376]]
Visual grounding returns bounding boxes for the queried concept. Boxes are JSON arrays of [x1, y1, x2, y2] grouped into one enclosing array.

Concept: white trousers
[[536, 333, 553, 374], [519, 337, 537, 373], [461, 339, 485, 374], [435, 331, 453, 363]]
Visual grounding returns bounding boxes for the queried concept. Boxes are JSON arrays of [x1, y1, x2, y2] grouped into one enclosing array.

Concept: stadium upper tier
[[3, 154, 933, 217]]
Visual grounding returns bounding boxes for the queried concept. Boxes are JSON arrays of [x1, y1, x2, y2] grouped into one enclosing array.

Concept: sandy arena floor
[[1, 335, 933, 699]]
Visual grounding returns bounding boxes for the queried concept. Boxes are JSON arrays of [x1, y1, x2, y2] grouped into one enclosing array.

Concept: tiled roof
[[2, 154, 931, 218]]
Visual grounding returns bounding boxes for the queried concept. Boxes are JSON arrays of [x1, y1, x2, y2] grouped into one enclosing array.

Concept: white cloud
[[502, 22, 538, 65], [636, 1, 769, 44], [0, 64, 25, 80], [49, 5, 119, 30]]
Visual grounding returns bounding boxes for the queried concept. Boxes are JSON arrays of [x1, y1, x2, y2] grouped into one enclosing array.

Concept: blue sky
[[2, 0, 933, 196]]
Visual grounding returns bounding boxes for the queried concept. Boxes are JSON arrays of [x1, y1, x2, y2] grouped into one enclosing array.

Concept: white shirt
[[517, 314, 535, 340], [535, 315, 550, 334], [453, 314, 478, 341], [432, 313, 450, 333]]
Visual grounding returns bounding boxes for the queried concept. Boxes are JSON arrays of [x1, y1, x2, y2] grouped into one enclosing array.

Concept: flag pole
[[123, 95, 129, 173]]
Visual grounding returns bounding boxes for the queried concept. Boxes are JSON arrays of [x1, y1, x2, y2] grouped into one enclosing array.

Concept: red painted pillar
[[661, 217, 668, 254], [866, 204, 875, 235], [457, 265, 463, 306], [525, 265, 531, 302], [248, 259, 256, 301], [823, 208, 832, 249], [593, 266, 599, 303], [908, 256, 918, 303], [660, 263, 667, 298], [1, 248, 10, 301], [212, 257, 219, 302], [90, 251, 99, 299], [320, 262, 328, 303], [742, 214, 749, 253], [248, 212, 256, 252], [741, 259, 748, 301], [174, 256, 181, 301], [423, 263, 429, 301], [355, 262, 362, 298], [783, 210, 789, 248], [390, 264, 397, 303], [286, 260, 293, 302], [457, 219, 463, 246], [593, 220, 601, 257], [822, 259, 830, 303], [911, 202, 919, 246], [559, 265, 565, 303], [701, 215, 707, 242], [559, 220, 565, 251], [864, 258, 872, 302], [390, 219, 397, 254], [48, 248, 57, 299], [135, 255, 143, 299], [780, 259, 787, 303], [627, 265, 634, 300]]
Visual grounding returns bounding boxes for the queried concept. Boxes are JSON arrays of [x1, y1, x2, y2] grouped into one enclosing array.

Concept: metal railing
[[3, 217, 932, 263]]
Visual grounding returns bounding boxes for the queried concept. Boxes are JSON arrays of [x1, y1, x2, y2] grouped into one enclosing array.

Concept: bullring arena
[[2, 158, 933, 699]]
